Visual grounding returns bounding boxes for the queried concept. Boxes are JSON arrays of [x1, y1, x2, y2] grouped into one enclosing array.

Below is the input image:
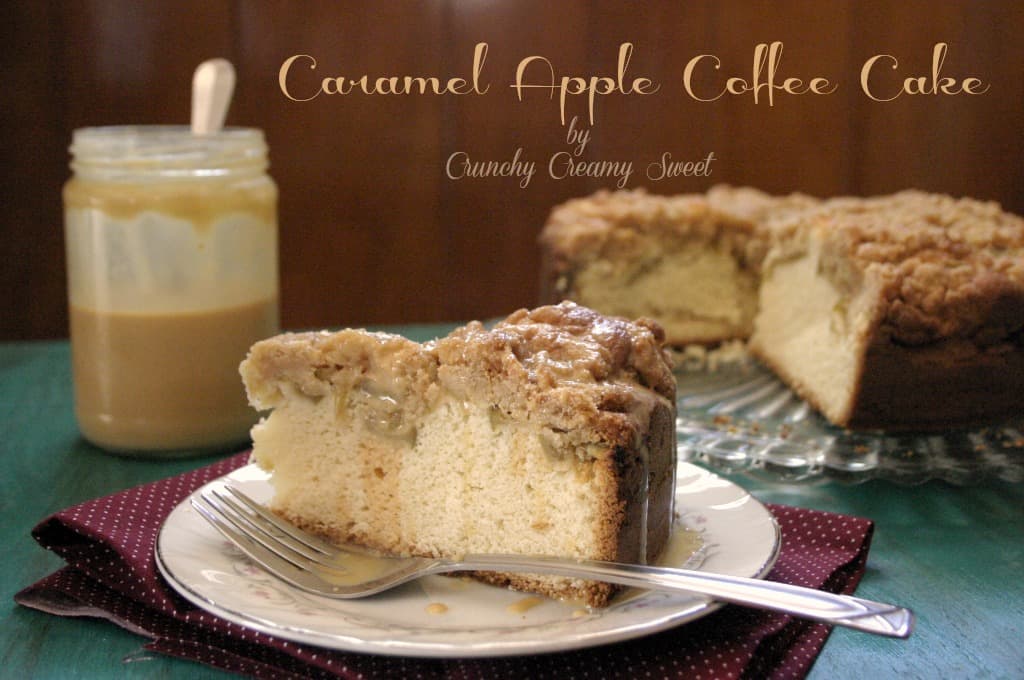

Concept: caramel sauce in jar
[[64, 126, 279, 456]]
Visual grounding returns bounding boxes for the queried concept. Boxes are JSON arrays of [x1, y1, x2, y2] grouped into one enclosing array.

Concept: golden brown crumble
[[539, 186, 818, 276], [779, 191, 1024, 346], [241, 329, 439, 412], [434, 302, 676, 450], [241, 302, 677, 455]]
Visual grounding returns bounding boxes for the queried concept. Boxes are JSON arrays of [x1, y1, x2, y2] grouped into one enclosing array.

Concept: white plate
[[156, 462, 780, 658]]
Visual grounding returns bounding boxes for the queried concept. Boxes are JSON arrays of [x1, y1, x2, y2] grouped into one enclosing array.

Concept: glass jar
[[64, 126, 279, 456]]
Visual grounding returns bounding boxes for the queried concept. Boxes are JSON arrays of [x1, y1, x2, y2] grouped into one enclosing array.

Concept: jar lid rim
[[72, 125, 264, 139], [70, 126, 267, 172]]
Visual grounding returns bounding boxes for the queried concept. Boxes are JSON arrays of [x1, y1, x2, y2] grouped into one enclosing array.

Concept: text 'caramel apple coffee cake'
[[541, 187, 1024, 431], [240, 302, 677, 607]]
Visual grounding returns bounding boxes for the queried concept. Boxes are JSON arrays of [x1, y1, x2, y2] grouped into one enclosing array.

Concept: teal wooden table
[[2, 328, 1022, 679]]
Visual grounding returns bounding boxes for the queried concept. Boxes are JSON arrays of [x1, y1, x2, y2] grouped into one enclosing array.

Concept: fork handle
[[444, 554, 912, 638]]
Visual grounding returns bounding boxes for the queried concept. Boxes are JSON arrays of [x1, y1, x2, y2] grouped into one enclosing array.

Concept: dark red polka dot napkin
[[16, 452, 875, 679]]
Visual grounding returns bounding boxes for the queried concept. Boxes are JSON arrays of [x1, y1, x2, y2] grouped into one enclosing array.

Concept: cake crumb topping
[[540, 186, 817, 272], [241, 302, 677, 455], [792, 191, 1024, 345], [436, 302, 676, 450]]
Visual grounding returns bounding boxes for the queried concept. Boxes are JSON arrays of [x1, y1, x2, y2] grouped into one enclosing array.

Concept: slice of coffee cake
[[239, 302, 677, 606]]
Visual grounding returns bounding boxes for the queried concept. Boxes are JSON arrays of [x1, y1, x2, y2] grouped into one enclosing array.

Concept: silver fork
[[190, 482, 913, 638]]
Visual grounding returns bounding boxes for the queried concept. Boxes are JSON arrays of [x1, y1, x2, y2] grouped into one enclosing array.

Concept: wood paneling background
[[3, 0, 1023, 339]]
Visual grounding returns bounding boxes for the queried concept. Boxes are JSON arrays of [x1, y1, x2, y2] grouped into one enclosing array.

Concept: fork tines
[[190, 483, 342, 591]]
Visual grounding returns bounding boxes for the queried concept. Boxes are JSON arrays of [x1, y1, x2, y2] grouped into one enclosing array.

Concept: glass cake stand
[[674, 360, 1024, 485]]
